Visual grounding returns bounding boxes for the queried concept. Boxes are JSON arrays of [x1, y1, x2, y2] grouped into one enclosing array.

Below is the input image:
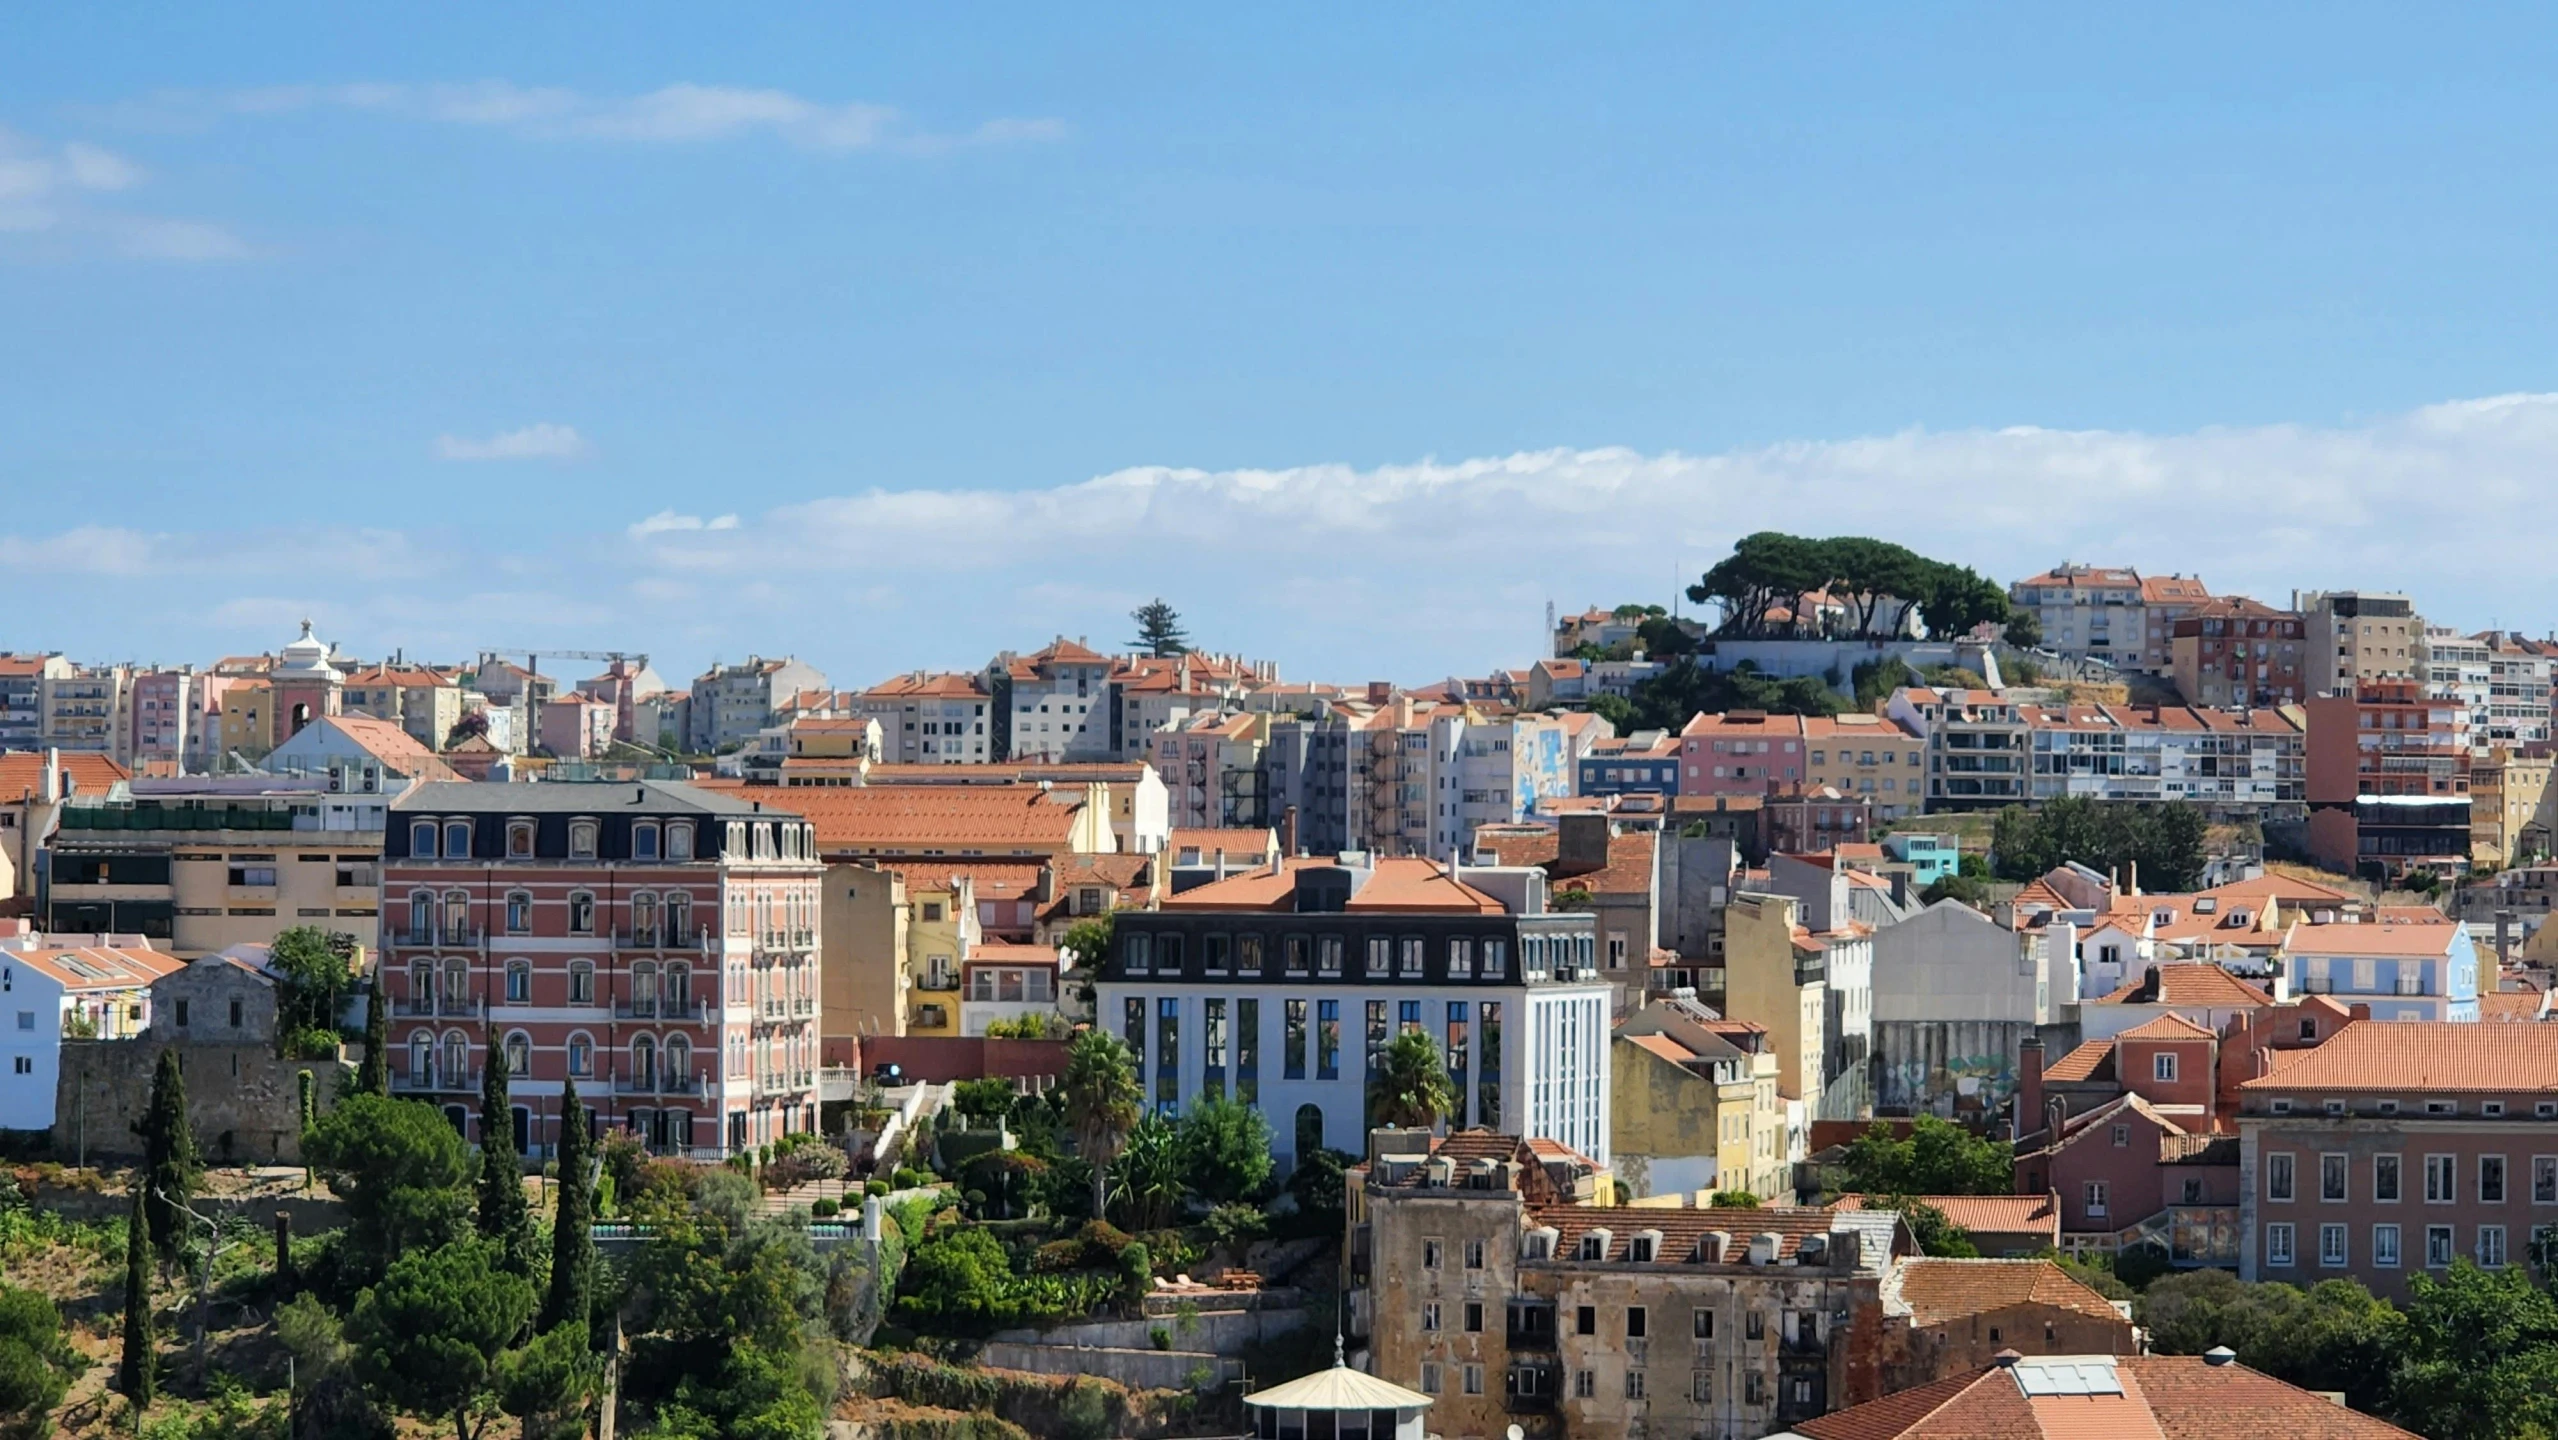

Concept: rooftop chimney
[[2016, 1036, 2046, 1143]]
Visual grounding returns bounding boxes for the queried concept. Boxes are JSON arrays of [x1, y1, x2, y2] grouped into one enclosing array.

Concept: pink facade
[[128, 671, 191, 769], [382, 782, 823, 1160], [1679, 711, 1806, 797]]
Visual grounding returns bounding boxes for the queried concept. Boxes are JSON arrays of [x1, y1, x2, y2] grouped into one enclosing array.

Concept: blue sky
[[9, 6, 2558, 684]]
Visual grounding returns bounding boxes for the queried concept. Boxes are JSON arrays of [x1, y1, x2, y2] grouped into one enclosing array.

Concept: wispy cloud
[[113, 81, 1065, 155], [14, 393, 2558, 683], [435, 423, 591, 463], [0, 125, 247, 261]]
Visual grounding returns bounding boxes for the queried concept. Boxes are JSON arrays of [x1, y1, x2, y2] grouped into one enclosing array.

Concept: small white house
[[0, 941, 184, 1131]]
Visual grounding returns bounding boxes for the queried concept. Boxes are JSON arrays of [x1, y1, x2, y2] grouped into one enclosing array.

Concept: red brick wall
[[858, 1034, 1070, 1083]]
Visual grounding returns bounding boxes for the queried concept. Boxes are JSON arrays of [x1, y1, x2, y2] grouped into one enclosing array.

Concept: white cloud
[[137, 81, 1062, 154], [0, 127, 241, 261], [15, 393, 2558, 685], [435, 423, 591, 463]]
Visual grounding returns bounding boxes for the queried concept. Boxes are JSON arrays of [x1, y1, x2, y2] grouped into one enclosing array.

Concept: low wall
[[991, 1304, 1306, 1354], [23, 1182, 348, 1233], [976, 1343, 1238, 1392], [860, 1037, 1070, 1085], [56, 1040, 350, 1165]]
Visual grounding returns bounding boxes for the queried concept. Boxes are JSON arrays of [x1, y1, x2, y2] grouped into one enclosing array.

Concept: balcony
[[1503, 1367, 1559, 1414], [392, 1067, 476, 1093], [395, 924, 481, 949], [617, 925, 708, 950], [614, 1073, 706, 1097], [392, 994, 486, 1019], [615, 999, 711, 1022]]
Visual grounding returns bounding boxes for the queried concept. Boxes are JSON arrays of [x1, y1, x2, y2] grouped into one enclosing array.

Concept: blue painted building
[[2282, 920, 2479, 1022], [1882, 832, 1961, 888], [1576, 730, 1681, 799]]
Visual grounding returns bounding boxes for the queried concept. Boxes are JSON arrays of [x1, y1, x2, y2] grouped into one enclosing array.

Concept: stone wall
[[56, 1038, 348, 1165]]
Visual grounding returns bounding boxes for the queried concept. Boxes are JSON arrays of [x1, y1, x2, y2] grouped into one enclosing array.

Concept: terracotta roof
[[2241, 1021, 2558, 1095], [2116, 1012, 2217, 1041], [1158, 857, 1503, 915], [2096, 965, 2272, 1009], [0, 751, 130, 799], [2479, 988, 2551, 1023], [2279, 920, 2463, 958], [308, 715, 462, 781], [2372, 905, 2454, 926], [2012, 878, 2075, 912], [342, 664, 452, 688], [964, 942, 1060, 968], [2203, 871, 2358, 908], [1474, 826, 1657, 897], [692, 779, 1086, 853], [7, 945, 185, 990], [1891, 1258, 2125, 1327], [1526, 1203, 1895, 1268], [2042, 1041, 2117, 1085], [1835, 1193, 2058, 1240], [894, 862, 1045, 902], [860, 671, 989, 700], [1166, 828, 1278, 861], [1796, 1356, 2417, 1440]]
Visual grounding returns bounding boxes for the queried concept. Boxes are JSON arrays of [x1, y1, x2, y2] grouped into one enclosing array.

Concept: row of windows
[[1123, 932, 1531, 980], [400, 887, 818, 944], [2263, 1220, 2550, 1270], [405, 817, 816, 863], [2265, 1151, 2558, 1205]]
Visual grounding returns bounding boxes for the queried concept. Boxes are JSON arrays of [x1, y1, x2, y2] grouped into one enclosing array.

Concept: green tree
[[1893, 1199, 1979, 1257], [540, 1077, 595, 1337], [495, 1324, 599, 1440], [1282, 1149, 1354, 1235], [269, 924, 354, 1057], [1058, 912, 1117, 970], [1707, 1190, 1761, 1208], [138, 1049, 197, 1269], [1059, 1030, 1143, 1219], [645, 1345, 825, 1440], [308, 1094, 473, 1284], [1367, 1029, 1454, 1132], [0, 1284, 75, 1435], [117, 1179, 152, 1406], [1108, 1113, 1188, 1231], [2139, 1270, 2403, 1415], [1174, 1096, 1273, 1205], [2387, 1260, 2558, 1440], [476, 1039, 534, 1276], [356, 970, 390, 1097], [894, 1227, 1022, 1334], [1128, 599, 1190, 658], [2003, 610, 2043, 648], [352, 1238, 536, 1440], [951, 1078, 1017, 1127], [1834, 1117, 2012, 1198], [1990, 797, 2210, 892], [1918, 873, 1992, 908], [1586, 693, 1638, 731]]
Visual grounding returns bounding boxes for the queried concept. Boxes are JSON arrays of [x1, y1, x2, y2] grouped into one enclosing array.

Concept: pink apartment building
[[1679, 710, 1807, 797]]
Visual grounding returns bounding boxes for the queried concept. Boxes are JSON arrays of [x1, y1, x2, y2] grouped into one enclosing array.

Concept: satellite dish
[[1509, 1427, 1525, 1440]]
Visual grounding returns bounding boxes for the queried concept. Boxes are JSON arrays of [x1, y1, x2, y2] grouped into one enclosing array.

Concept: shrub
[[864, 1179, 890, 1198], [1117, 1242, 1152, 1302], [811, 1198, 840, 1219], [1148, 1325, 1172, 1351], [892, 1166, 931, 1190], [1203, 1203, 1267, 1250], [1031, 1240, 1088, 1274]]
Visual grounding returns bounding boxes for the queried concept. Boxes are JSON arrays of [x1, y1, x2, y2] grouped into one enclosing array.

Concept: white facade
[[0, 961, 69, 1131]]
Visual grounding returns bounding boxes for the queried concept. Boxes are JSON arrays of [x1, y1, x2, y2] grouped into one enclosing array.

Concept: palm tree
[[1059, 1030, 1143, 1218], [1368, 1029, 1454, 1132]]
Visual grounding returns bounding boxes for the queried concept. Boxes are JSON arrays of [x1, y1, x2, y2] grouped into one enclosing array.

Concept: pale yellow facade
[[1722, 892, 1825, 1108], [2472, 746, 2554, 869], [819, 860, 911, 1054], [901, 872, 978, 1036]]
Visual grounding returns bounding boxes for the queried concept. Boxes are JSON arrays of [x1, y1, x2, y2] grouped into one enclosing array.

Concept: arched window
[[633, 822, 661, 862], [664, 1035, 691, 1088], [504, 890, 532, 934], [667, 823, 694, 861], [407, 959, 432, 1011], [1295, 1104, 1324, 1161], [506, 821, 535, 859], [443, 889, 471, 942], [566, 1032, 593, 1077], [442, 821, 472, 860], [568, 820, 598, 860], [406, 891, 434, 942], [665, 962, 691, 1013], [409, 1030, 434, 1085], [409, 821, 438, 858], [504, 1030, 532, 1079], [504, 959, 532, 1005], [441, 1031, 469, 1088], [568, 960, 595, 1006], [630, 961, 659, 1016], [440, 957, 469, 1008], [567, 891, 595, 936], [631, 893, 659, 946], [665, 893, 691, 944], [631, 1036, 658, 1090]]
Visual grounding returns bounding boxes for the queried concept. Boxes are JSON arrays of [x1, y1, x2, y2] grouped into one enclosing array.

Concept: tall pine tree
[[1128, 599, 1190, 658], [539, 1076, 595, 1337], [478, 1036, 535, 1275], [354, 969, 389, 1096], [118, 1178, 153, 1407], [138, 1050, 196, 1269]]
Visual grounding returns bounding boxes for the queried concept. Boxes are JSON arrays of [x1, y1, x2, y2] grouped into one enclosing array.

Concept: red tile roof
[[2096, 964, 2271, 1009], [0, 751, 130, 799], [2116, 1012, 2217, 1041], [2042, 1041, 2117, 1085], [1796, 1356, 2416, 1439], [312, 715, 461, 781], [1834, 1194, 2059, 1242], [2240, 1020, 2558, 1095], [693, 779, 1087, 853], [1159, 857, 1503, 915], [1473, 826, 1657, 897], [1891, 1258, 2125, 1326]]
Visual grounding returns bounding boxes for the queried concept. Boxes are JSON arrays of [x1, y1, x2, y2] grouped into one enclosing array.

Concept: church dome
[[276, 620, 343, 681]]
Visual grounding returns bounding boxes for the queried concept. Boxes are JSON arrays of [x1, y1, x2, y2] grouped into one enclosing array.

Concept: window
[[10, 1058, 25, 1075], [1693, 1307, 1714, 1339], [1572, 1371, 1595, 1400], [2483, 1156, 2509, 1204], [2481, 1225, 2509, 1268], [2084, 1180, 2109, 1219], [1575, 1305, 1595, 1336], [1419, 1362, 1441, 1395], [1624, 1371, 1646, 1400], [1689, 1372, 1713, 1404], [2111, 1124, 2129, 1148], [1367, 937, 1390, 977], [2376, 1154, 2402, 1203], [667, 824, 693, 860], [2427, 1225, 2455, 1267], [1463, 1301, 1483, 1333], [1423, 1239, 1442, 1270], [2153, 1051, 2178, 1082], [172, 1002, 188, 1028], [2427, 1155, 2457, 1203], [444, 821, 471, 859], [1319, 936, 1343, 976], [567, 1034, 592, 1077], [2374, 1224, 2401, 1267], [1744, 1312, 1764, 1341], [505, 891, 532, 934], [1626, 1306, 1647, 1338], [1482, 938, 1506, 979], [1462, 1364, 1482, 1396], [1465, 1239, 1484, 1270], [568, 892, 595, 936], [2267, 1152, 2295, 1202], [1448, 938, 1472, 979], [506, 822, 534, 858], [1744, 1373, 1765, 1405], [1400, 937, 1425, 977], [1421, 1302, 1440, 1332], [1237, 934, 1263, 976], [1317, 1000, 1339, 1079], [2265, 1223, 2295, 1266], [2322, 1153, 2348, 1203], [2320, 1223, 2347, 1267], [568, 962, 594, 1006], [2536, 1157, 2558, 1205], [410, 821, 438, 857], [633, 823, 660, 861], [1284, 999, 1307, 1079], [505, 960, 531, 1004], [1284, 935, 1310, 976]]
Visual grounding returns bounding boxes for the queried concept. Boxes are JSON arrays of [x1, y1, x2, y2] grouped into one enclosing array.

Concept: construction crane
[[474, 648, 650, 757]]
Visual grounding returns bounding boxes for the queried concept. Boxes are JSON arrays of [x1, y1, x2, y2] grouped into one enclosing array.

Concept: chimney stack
[[2016, 1035, 2046, 1143]]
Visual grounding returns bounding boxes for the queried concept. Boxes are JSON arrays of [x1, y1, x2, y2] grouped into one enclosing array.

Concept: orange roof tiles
[[1526, 1202, 1893, 1268], [1797, 1356, 2415, 1440], [1166, 828, 1278, 860], [965, 942, 1060, 967], [1474, 826, 1657, 897], [2242, 1021, 2558, 1095], [1159, 857, 1503, 915], [2479, 989, 2551, 1023], [1832, 1193, 2058, 1239], [2042, 1041, 2117, 1085], [10, 945, 185, 990], [1892, 1257, 2123, 1326], [2096, 964, 2271, 1009], [2116, 1012, 2217, 1041], [693, 779, 1085, 853], [2278, 920, 2463, 959], [861, 671, 989, 700], [0, 751, 130, 799], [313, 715, 461, 781]]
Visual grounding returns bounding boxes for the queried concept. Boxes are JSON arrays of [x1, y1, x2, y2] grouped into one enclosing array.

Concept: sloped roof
[[1473, 826, 1658, 897], [1891, 1258, 2126, 1327], [2042, 1041, 2117, 1085], [2279, 919, 2462, 959], [2240, 1021, 2558, 1094], [0, 751, 129, 799], [1833, 1193, 2057, 1240], [692, 780, 1085, 853], [2096, 964, 2272, 1009], [1158, 857, 1504, 915], [8, 945, 185, 991], [2116, 1012, 2217, 1042], [1242, 1365, 1429, 1413], [1796, 1356, 2417, 1439], [312, 715, 462, 781]]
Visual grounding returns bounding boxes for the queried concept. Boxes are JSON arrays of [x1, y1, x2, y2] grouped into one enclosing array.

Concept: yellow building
[[819, 861, 910, 1061], [1802, 713, 1929, 821], [1614, 1004, 1788, 1203], [1722, 891, 1826, 1108], [899, 870, 978, 1036], [2473, 746, 2554, 869], [219, 681, 273, 763]]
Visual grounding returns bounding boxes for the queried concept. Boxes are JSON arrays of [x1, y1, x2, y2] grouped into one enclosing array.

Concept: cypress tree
[[539, 1076, 595, 1336], [118, 1179, 153, 1407], [355, 970, 389, 1096], [139, 1050, 196, 1268], [477, 1035, 534, 1274]]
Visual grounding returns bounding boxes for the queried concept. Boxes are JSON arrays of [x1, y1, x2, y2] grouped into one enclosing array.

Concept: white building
[[0, 936, 182, 1130], [1095, 857, 1612, 1170]]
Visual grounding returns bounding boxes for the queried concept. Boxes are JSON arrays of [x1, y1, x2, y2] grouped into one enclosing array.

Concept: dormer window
[[443, 821, 471, 860], [1579, 1228, 1612, 1261], [633, 823, 661, 862], [506, 821, 535, 859], [410, 820, 438, 858], [568, 821, 598, 860], [667, 824, 694, 861]]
